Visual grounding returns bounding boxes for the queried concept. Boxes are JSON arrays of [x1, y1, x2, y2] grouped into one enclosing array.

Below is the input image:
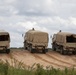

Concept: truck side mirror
[[50, 35, 52, 38], [22, 34, 24, 37]]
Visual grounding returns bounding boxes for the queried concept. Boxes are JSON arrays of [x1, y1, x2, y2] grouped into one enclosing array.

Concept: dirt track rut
[[0, 49, 76, 69]]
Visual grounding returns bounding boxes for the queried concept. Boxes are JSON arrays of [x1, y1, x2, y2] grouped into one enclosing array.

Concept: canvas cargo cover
[[57, 32, 76, 37], [24, 30, 48, 43], [0, 30, 9, 35], [55, 32, 76, 44], [0, 30, 10, 42]]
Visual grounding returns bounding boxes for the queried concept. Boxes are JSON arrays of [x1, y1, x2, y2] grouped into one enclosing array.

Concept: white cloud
[[69, 17, 76, 25], [0, 0, 76, 47]]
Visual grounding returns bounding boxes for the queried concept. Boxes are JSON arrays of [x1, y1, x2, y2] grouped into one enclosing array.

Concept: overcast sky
[[0, 0, 76, 48]]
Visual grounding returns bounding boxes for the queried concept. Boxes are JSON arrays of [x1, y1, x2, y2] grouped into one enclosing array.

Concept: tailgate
[[0, 41, 9, 47], [66, 43, 76, 48]]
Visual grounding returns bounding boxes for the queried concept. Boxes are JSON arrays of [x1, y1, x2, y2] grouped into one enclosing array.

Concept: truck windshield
[[66, 35, 76, 43], [0, 35, 9, 41]]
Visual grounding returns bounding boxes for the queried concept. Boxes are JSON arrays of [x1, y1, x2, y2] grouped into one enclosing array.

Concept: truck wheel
[[25, 47, 27, 50], [29, 45, 34, 53], [31, 49, 35, 53], [24, 46, 27, 50], [72, 51, 76, 55], [46, 49, 48, 52], [24, 42, 28, 50], [6, 49, 10, 54], [52, 44, 56, 51], [30, 49, 34, 53], [42, 49, 46, 54], [60, 47, 64, 55]]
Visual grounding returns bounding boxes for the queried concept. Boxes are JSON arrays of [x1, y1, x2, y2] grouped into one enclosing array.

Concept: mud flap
[[6, 49, 10, 54]]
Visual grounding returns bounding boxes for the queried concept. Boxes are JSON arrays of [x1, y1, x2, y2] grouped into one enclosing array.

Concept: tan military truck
[[0, 30, 10, 54], [52, 31, 76, 54], [24, 28, 48, 53]]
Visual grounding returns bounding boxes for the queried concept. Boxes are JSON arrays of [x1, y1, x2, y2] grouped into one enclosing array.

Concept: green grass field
[[0, 59, 76, 75]]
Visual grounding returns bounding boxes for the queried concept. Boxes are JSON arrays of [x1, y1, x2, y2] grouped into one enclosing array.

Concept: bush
[[0, 59, 76, 75]]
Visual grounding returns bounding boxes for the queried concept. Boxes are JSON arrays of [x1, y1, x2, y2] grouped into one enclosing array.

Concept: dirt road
[[0, 49, 76, 69]]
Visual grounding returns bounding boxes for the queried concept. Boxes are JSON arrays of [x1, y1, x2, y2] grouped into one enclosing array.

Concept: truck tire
[[46, 49, 48, 52], [25, 47, 27, 50], [72, 51, 76, 55], [29, 45, 34, 53], [24, 43, 27, 50], [6, 49, 10, 54], [30, 48, 35, 53], [52, 44, 56, 51], [60, 47, 64, 55], [42, 49, 46, 54]]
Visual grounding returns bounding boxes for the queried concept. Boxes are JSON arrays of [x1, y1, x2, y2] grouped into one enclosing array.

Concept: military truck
[[0, 30, 10, 54], [52, 31, 76, 54], [24, 28, 48, 53]]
